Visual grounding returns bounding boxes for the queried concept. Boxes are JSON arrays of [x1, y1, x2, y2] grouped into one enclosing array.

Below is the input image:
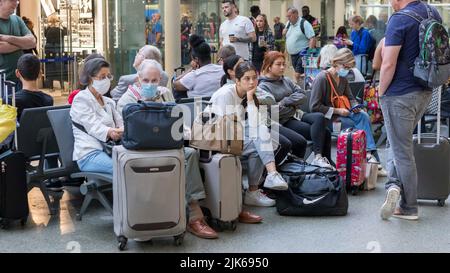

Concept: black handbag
[[122, 101, 184, 150]]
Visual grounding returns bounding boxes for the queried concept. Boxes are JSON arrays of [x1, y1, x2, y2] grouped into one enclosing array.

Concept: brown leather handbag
[[190, 112, 243, 156], [327, 73, 351, 110]]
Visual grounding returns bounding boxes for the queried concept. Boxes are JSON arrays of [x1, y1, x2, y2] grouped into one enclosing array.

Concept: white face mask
[[92, 79, 111, 95]]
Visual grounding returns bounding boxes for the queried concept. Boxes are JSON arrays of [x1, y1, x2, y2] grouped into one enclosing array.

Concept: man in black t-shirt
[[8, 54, 53, 120], [8, 54, 59, 190]]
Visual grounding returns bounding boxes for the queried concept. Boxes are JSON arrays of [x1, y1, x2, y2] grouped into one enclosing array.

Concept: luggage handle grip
[[418, 86, 442, 145]]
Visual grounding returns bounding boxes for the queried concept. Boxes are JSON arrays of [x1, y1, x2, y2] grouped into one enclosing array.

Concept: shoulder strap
[[300, 18, 305, 36], [128, 85, 141, 100], [395, 9, 424, 24], [326, 73, 340, 105], [72, 120, 88, 134], [425, 3, 434, 20]]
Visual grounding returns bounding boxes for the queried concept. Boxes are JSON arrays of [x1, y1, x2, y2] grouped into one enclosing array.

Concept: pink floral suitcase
[[336, 128, 367, 195]]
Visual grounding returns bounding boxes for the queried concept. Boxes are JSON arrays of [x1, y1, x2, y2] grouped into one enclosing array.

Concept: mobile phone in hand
[[350, 104, 364, 112]]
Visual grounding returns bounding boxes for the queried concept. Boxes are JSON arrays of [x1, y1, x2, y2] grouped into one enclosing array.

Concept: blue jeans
[[340, 111, 377, 151], [77, 150, 113, 175]]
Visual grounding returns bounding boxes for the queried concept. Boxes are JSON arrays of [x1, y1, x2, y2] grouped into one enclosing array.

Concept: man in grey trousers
[[379, 0, 442, 221]]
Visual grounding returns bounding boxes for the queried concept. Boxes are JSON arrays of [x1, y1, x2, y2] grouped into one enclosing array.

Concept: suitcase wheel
[[351, 186, 359, 196], [230, 220, 237, 231], [174, 233, 185, 246], [20, 217, 27, 227], [0, 219, 10, 230], [438, 199, 446, 207], [117, 236, 128, 251]]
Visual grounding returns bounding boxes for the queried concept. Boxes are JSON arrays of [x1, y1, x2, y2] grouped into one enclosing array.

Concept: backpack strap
[[128, 85, 141, 100], [300, 18, 305, 36], [425, 3, 435, 20], [394, 9, 424, 24]]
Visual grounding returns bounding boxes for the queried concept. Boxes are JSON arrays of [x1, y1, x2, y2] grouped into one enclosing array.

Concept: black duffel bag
[[276, 158, 348, 217], [122, 101, 184, 150]]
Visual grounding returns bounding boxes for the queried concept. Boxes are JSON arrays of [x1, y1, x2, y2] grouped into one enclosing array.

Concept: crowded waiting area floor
[[1, 145, 449, 253]]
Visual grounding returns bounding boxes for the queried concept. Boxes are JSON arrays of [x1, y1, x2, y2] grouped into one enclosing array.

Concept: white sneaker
[[378, 167, 388, 177], [244, 190, 276, 207], [392, 208, 419, 221], [311, 157, 336, 171], [264, 172, 288, 191], [380, 187, 401, 220]]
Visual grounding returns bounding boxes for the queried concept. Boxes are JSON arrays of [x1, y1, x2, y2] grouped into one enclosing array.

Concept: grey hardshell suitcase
[[199, 153, 242, 231], [413, 86, 450, 207], [113, 146, 186, 250]]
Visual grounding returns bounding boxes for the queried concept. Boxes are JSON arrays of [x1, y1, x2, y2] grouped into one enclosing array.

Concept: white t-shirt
[[220, 15, 255, 60], [179, 64, 224, 98]]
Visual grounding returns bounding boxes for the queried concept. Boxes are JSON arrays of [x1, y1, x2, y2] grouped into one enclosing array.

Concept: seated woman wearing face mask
[[71, 58, 123, 175], [116, 59, 219, 240], [117, 59, 174, 113], [310, 48, 380, 164]]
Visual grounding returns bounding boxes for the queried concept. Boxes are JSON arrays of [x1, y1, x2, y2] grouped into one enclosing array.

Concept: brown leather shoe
[[187, 219, 219, 239], [239, 210, 263, 224]]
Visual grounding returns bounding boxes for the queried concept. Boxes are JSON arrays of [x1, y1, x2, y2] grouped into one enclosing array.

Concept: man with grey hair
[[283, 6, 316, 83], [111, 45, 169, 101], [116, 59, 173, 113], [217, 44, 236, 65]]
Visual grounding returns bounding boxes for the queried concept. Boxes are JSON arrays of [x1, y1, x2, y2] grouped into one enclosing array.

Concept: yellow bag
[[0, 98, 17, 143]]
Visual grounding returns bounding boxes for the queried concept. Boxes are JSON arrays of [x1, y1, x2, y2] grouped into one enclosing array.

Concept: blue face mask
[[141, 83, 158, 99], [338, 68, 350, 78]]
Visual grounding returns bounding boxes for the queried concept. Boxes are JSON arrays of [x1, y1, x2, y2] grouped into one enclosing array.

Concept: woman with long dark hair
[[210, 61, 288, 211], [250, 14, 275, 72]]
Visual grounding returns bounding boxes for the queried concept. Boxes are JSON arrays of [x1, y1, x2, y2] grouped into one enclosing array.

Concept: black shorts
[[291, 54, 304, 74]]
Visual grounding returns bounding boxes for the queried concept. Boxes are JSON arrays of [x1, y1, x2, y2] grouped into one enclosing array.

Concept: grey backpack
[[396, 4, 450, 89]]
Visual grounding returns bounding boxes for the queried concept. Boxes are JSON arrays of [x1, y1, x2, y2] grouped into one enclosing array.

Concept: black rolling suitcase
[[0, 150, 28, 229], [414, 86, 450, 207], [0, 81, 29, 229]]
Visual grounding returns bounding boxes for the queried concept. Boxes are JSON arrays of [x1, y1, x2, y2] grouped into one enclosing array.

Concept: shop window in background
[[180, 0, 222, 65]]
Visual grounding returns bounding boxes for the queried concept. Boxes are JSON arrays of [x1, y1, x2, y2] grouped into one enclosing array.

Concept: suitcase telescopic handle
[[418, 86, 442, 145]]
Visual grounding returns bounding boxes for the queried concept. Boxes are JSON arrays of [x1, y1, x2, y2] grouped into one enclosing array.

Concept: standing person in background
[[366, 15, 384, 46], [181, 14, 192, 65], [147, 13, 163, 48], [219, 0, 256, 61], [209, 13, 218, 42], [250, 14, 275, 72], [44, 15, 68, 91], [21, 17, 38, 55], [249, 5, 261, 28], [301, 6, 321, 38], [283, 6, 316, 84], [379, 0, 442, 221], [0, 0, 37, 90], [344, 15, 374, 75], [273, 17, 285, 53]]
